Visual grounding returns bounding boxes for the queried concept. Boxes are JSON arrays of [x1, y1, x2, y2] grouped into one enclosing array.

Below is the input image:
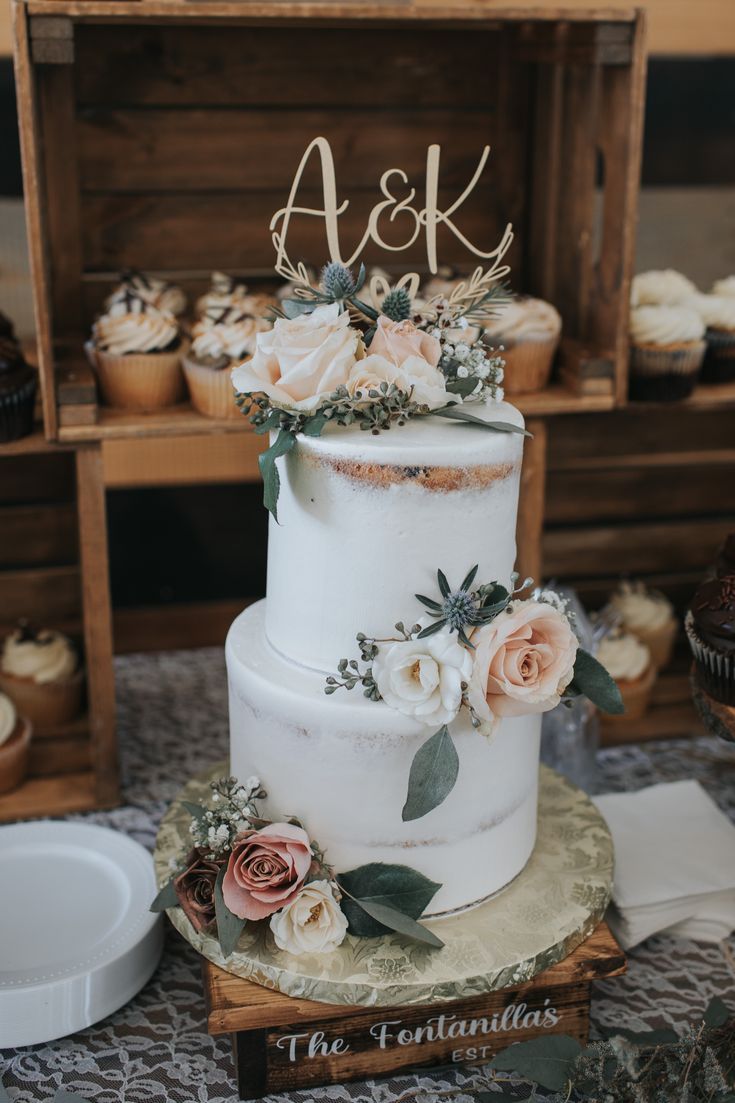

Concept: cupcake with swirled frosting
[[87, 295, 187, 410], [0, 692, 32, 795], [631, 269, 697, 308], [712, 276, 735, 299], [480, 296, 562, 394], [607, 580, 678, 669], [183, 308, 271, 419], [629, 304, 705, 401], [106, 270, 187, 317], [0, 624, 83, 728], [597, 630, 655, 722], [684, 293, 735, 384], [196, 272, 276, 320]]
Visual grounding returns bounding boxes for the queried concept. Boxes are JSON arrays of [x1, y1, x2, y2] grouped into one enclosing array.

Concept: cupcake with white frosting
[[183, 308, 270, 419], [597, 630, 655, 722], [88, 295, 187, 410], [629, 304, 705, 401], [712, 276, 735, 299], [196, 273, 275, 320], [0, 624, 83, 728], [684, 293, 735, 383], [607, 581, 678, 670], [0, 692, 32, 795], [630, 269, 697, 308], [480, 296, 562, 394], [105, 270, 187, 317]]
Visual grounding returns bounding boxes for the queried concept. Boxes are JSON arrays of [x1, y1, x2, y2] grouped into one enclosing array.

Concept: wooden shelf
[[628, 380, 735, 412], [0, 770, 108, 823], [600, 666, 705, 746]]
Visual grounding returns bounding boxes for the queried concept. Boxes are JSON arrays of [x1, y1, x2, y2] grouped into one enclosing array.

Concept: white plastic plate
[[0, 820, 163, 1048]]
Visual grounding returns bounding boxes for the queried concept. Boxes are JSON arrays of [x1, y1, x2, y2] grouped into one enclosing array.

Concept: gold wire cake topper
[[270, 136, 514, 297]]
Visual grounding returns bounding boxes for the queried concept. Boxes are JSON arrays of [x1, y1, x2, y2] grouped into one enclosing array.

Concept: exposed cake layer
[[265, 400, 525, 672], [227, 602, 541, 917]]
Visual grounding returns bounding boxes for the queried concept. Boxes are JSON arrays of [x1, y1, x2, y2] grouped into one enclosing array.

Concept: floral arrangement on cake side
[[152, 776, 445, 958], [231, 253, 526, 519], [326, 567, 624, 820]]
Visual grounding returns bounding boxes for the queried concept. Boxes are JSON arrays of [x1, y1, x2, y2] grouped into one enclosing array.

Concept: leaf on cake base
[[214, 866, 247, 958], [150, 878, 179, 912], [402, 725, 459, 822], [337, 863, 444, 948]]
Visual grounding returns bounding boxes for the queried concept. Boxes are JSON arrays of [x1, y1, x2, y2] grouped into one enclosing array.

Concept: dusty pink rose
[[368, 315, 441, 369], [222, 823, 312, 921], [471, 601, 578, 722]]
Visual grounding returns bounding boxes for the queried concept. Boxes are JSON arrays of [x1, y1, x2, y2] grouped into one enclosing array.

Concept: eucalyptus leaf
[[416, 619, 448, 639], [490, 1034, 582, 1091], [446, 376, 481, 398], [432, 406, 531, 437], [704, 996, 732, 1027], [437, 568, 451, 598], [253, 410, 281, 435], [460, 564, 479, 592], [415, 594, 443, 612], [337, 863, 441, 944], [282, 298, 315, 318], [570, 649, 624, 715], [180, 799, 207, 825], [349, 295, 379, 321], [402, 725, 459, 822], [302, 413, 329, 437], [214, 866, 247, 958], [347, 898, 443, 949], [150, 877, 179, 912], [258, 428, 297, 522]]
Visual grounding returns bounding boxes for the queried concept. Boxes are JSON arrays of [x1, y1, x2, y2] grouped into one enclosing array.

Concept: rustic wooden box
[[12, 1, 646, 444]]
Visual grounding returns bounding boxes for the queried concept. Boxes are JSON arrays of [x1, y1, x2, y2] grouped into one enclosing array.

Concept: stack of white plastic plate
[[0, 821, 163, 1048]]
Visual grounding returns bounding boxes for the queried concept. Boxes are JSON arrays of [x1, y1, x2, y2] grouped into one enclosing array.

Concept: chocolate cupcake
[[0, 338, 37, 442], [685, 577, 735, 705], [715, 533, 735, 579]]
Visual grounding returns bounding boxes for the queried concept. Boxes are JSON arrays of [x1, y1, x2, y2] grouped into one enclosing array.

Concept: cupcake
[[628, 305, 705, 401], [196, 272, 275, 319], [480, 297, 562, 394], [686, 577, 735, 706], [597, 631, 656, 721], [88, 295, 187, 410], [683, 293, 735, 383], [0, 693, 32, 795], [712, 277, 735, 299], [607, 581, 678, 670], [183, 308, 269, 419], [0, 336, 37, 442], [105, 269, 187, 317], [0, 624, 83, 728], [630, 269, 697, 307], [715, 534, 735, 579]]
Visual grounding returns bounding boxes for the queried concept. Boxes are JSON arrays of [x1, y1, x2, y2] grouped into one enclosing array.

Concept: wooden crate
[[12, 1, 646, 443], [0, 433, 117, 821]]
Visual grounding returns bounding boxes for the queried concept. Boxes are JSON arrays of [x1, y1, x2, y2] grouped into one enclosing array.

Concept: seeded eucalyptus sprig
[[324, 624, 421, 701], [415, 566, 511, 648]]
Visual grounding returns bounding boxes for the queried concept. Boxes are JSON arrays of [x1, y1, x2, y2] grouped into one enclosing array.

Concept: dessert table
[[1, 647, 734, 1103]]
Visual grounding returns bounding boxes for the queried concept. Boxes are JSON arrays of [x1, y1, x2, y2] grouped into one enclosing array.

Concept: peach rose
[[230, 302, 360, 412], [346, 353, 448, 410], [368, 315, 441, 370], [470, 601, 578, 727], [222, 823, 312, 921]]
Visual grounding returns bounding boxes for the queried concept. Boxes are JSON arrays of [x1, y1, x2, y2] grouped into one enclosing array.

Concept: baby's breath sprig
[[188, 775, 266, 856]]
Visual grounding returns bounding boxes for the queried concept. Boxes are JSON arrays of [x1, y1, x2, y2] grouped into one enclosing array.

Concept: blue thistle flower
[[381, 288, 413, 322], [321, 262, 356, 300], [415, 566, 510, 648]]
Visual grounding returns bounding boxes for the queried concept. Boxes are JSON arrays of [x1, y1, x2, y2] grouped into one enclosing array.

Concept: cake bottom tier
[[227, 602, 542, 916]]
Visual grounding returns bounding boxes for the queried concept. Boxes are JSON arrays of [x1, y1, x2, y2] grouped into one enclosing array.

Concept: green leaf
[[258, 428, 297, 522], [180, 799, 207, 825], [150, 877, 179, 912], [282, 298, 315, 318], [416, 619, 448, 639], [446, 376, 480, 397], [253, 410, 281, 435], [214, 865, 247, 958], [337, 863, 442, 945], [570, 649, 624, 714], [354, 262, 367, 293], [432, 405, 531, 436], [437, 568, 451, 598], [460, 564, 479, 592], [415, 594, 443, 612], [347, 898, 444, 949], [402, 725, 459, 822], [704, 996, 732, 1027], [348, 295, 379, 321], [302, 413, 329, 437], [490, 1035, 583, 1091]]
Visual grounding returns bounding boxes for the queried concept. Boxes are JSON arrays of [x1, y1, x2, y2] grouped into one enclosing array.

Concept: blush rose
[[346, 353, 448, 410], [368, 315, 441, 369], [222, 823, 313, 921]]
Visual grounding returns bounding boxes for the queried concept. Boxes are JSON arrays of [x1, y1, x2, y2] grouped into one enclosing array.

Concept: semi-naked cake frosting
[[227, 400, 542, 916]]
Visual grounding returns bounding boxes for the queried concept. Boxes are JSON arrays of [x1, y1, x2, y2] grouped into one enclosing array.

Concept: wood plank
[[527, 59, 563, 302], [516, 418, 546, 586], [0, 502, 78, 566], [102, 432, 264, 487], [601, 701, 703, 745], [113, 598, 251, 653], [0, 564, 81, 622], [59, 402, 99, 427], [29, 733, 91, 776], [0, 769, 102, 822], [0, 449, 75, 502]]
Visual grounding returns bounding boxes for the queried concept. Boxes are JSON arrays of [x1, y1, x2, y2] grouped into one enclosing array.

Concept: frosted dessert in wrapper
[[712, 276, 735, 299], [607, 580, 678, 670], [686, 576, 735, 706], [597, 631, 655, 721], [628, 304, 705, 401], [196, 272, 276, 320], [105, 269, 187, 317], [683, 293, 735, 383], [481, 296, 561, 394], [0, 336, 36, 443], [184, 308, 270, 419], [0, 693, 32, 795], [0, 625, 83, 728], [630, 269, 697, 308]]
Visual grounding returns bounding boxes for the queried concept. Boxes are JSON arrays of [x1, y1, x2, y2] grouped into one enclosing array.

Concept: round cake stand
[[154, 764, 613, 1008]]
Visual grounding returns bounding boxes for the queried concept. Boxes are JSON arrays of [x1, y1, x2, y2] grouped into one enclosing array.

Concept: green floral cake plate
[[153, 763, 613, 1008]]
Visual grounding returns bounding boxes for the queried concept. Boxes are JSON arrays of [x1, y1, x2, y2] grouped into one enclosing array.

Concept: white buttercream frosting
[[106, 272, 186, 317], [191, 311, 269, 364], [597, 632, 650, 682], [631, 269, 698, 307], [196, 273, 275, 318], [629, 304, 705, 345], [2, 629, 77, 685], [0, 693, 17, 746], [609, 581, 674, 634], [93, 300, 180, 356], [712, 277, 735, 298], [683, 293, 735, 332], [481, 298, 562, 342]]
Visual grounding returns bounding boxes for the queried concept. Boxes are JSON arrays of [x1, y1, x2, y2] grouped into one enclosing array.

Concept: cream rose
[[369, 315, 441, 369], [372, 629, 473, 728], [346, 353, 448, 410], [471, 601, 578, 725], [269, 880, 348, 955], [230, 303, 361, 412]]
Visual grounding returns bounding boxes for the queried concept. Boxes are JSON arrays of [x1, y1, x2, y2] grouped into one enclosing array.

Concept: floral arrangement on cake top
[[326, 567, 623, 821], [152, 775, 444, 958], [231, 257, 525, 519]]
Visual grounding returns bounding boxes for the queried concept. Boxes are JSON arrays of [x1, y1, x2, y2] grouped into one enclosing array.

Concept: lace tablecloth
[[2, 648, 734, 1102]]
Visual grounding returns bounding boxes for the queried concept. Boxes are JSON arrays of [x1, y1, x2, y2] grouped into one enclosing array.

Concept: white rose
[[231, 303, 360, 412], [346, 353, 448, 411], [372, 629, 473, 728], [269, 880, 348, 955]]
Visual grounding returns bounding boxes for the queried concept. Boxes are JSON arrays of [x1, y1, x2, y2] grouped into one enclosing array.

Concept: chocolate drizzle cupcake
[[0, 335, 37, 442], [686, 576, 735, 705]]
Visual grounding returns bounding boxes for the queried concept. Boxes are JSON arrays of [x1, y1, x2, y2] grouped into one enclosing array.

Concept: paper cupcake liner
[[87, 341, 187, 410], [497, 335, 559, 395], [628, 340, 705, 401], [685, 611, 735, 706], [602, 662, 657, 724], [701, 327, 735, 383], [0, 667, 84, 729], [0, 717, 32, 795], [182, 354, 241, 420], [0, 374, 37, 442]]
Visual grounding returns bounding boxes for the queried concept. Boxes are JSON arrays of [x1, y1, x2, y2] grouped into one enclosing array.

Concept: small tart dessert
[[686, 576, 735, 706], [196, 272, 275, 319], [105, 269, 187, 317], [628, 304, 705, 401], [481, 296, 562, 394], [0, 337, 37, 443], [683, 293, 735, 383], [607, 580, 678, 670], [597, 631, 655, 721], [183, 308, 270, 419], [630, 269, 697, 308], [0, 693, 32, 795], [88, 295, 187, 410], [0, 624, 83, 728]]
